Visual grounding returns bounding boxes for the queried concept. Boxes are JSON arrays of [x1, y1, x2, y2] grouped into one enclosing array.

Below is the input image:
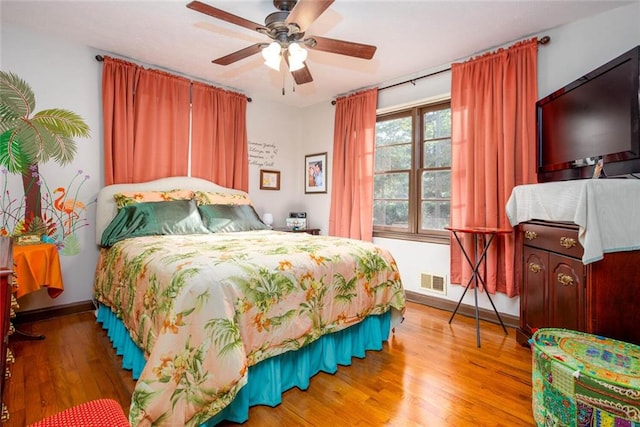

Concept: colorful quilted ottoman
[[531, 328, 640, 427]]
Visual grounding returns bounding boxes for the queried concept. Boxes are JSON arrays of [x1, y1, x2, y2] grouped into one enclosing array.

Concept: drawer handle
[[524, 231, 537, 240], [560, 237, 577, 249], [6, 348, 14, 364], [528, 263, 541, 273], [4, 367, 11, 380], [557, 273, 574, 286], [1, 403, 9, 422]]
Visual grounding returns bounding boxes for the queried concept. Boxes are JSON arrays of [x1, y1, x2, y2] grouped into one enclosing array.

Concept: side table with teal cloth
[[530, 328, 640, 426]]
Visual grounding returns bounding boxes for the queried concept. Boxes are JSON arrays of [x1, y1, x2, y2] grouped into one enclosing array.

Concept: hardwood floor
[[3, 302, 534, 426]]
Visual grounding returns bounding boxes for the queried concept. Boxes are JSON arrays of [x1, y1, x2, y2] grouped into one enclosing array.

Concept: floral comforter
[[93, 230, 406, 426]]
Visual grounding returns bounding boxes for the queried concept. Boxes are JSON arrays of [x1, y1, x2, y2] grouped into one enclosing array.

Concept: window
[[373, 101, 451, 243]]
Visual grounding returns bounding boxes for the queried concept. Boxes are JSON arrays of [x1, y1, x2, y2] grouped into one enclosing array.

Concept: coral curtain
[[191, 82, 249, 192], [101, 57, 136, 185], [132, 68, 191, 182], [449, 38, 538, 296], [101, 57, 191, 184], [329, 88, 378, 241]]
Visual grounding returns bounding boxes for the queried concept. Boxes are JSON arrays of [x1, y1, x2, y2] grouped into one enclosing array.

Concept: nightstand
[[13, 243, 64, 299], [273, 227, 320, 235]]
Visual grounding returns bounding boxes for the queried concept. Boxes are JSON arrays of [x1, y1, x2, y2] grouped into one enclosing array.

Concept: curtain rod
[[94, 55, 252, 102], [330, 35, 550, 105]]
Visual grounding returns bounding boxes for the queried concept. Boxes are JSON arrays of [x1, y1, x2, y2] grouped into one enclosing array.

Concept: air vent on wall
[[420, 273, 447, 295]]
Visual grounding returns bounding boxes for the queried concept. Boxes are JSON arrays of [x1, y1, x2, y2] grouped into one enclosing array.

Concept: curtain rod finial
[[538, 36, 550, 45], [95, 55, 104, 62]]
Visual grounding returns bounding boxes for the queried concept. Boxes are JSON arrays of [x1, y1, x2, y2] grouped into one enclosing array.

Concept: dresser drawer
[[520, 221, 583, 259]]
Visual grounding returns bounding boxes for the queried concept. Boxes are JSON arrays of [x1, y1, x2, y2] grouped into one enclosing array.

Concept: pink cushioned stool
[[28, 399, 129, 427]]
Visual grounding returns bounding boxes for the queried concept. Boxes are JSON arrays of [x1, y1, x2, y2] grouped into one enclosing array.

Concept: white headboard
[[95, 176, 250, 241]]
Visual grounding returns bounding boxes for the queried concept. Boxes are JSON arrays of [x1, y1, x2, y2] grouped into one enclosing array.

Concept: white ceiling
[[1, 0, 632, 108]]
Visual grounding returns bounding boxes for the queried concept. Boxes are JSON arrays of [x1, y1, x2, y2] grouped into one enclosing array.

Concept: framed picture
[[260, 169, 280, 190], [305, 152, 328, 194], [592, 158, 605, 179]]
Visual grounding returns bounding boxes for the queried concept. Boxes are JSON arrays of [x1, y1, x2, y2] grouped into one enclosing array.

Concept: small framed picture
[[260, 169, 280, 190], [305, 152, 327, 194], [592, 158, 605, 179]]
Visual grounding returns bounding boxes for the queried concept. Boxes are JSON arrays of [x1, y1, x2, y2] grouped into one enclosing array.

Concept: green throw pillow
[[101, 199, 209, 247], [197, 204, 269, 233]]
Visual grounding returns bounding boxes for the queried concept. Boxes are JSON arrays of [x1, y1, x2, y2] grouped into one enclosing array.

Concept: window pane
[[374, 173, 409, 199], [374, 200, 409, 228], [421, 171, 451, 199], [421, 201, 450, 230], [376, 116, 412, 147], [375, 144, 412, 171], [423, 138, 451, 168], [424, 108, 451, 139]]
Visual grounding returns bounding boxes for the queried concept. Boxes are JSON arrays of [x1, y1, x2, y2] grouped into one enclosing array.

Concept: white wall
[[297, 101, 334, 233], [245, 98, 303, 228], [247, 99, 335, 234], [538, 3, 640, 99]]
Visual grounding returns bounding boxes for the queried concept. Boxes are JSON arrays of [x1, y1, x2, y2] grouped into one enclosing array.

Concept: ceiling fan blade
[[212, 43, 264, 66], [283, 54, 314, 85], [286, 0, 334, 32], [308, 36, 376, 60], [291, 63, 314, 85], [187, 1, 265, 33]]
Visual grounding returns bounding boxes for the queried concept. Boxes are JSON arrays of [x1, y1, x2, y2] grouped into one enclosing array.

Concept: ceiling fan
[[186, 0, 377, 85]]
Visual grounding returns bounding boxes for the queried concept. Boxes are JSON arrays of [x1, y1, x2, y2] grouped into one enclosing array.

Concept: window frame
[[373, 100, 451, 245]]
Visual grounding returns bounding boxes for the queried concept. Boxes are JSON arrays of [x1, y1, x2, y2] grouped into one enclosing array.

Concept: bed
[[93, 176, 406, 426]]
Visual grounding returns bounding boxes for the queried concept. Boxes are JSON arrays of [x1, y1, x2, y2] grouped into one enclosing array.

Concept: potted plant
[[0, 71, 90, 235]]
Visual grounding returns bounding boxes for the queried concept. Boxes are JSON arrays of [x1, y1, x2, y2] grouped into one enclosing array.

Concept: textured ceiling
[[1, 1, 632, 107]]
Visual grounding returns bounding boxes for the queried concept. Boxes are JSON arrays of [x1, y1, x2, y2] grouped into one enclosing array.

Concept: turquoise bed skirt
[[96, 304, 392, 425]]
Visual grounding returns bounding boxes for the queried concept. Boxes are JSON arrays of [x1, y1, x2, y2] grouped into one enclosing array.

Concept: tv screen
[[537, 45, 640, 181]]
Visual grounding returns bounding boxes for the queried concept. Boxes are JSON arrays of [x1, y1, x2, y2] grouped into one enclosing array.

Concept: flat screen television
[[537, 45, 640, 181]]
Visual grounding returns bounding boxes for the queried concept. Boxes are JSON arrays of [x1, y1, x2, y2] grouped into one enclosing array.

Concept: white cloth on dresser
[[505, 179, 640, 264]]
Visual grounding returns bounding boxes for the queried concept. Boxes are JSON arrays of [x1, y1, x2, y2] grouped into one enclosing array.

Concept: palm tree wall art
[[0, 70, 91, 254]]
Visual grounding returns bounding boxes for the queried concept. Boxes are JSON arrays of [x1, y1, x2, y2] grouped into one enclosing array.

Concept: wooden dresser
[[1, 237, 14, 424], [507, 180, 640, 347], [515, 220, 640, 346]]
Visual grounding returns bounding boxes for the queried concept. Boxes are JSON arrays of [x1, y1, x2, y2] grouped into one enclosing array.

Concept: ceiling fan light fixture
[[264, 56, 282, 71], [288, 58, 305, 71], [262, 41, 282, 70], [287, 42, 307, 71], [192, 0, 376, 86]]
